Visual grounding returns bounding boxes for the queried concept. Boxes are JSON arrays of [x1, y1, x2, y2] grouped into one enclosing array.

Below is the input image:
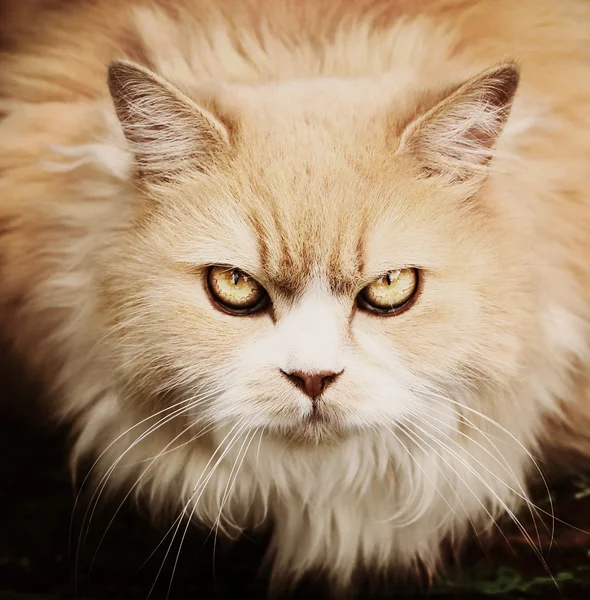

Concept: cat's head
[[101, 60, 532, 443]]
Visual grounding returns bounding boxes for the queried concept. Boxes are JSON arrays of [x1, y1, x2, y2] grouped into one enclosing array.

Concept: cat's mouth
[[305, 407, 329, 426], [276, 403, 351, 444]]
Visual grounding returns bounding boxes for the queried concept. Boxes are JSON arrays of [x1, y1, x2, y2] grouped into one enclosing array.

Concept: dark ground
[[2, 342, 590, 600]]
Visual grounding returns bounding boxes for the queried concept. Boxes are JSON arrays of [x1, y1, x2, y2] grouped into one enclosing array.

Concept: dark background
[[2, 339, 590, 600]]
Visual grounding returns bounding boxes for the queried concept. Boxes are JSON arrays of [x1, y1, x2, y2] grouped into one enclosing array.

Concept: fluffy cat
[[2, 0, 590, 592]]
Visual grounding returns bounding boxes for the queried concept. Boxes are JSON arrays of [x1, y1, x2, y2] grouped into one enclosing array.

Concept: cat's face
[[102, 61, 531, 443]]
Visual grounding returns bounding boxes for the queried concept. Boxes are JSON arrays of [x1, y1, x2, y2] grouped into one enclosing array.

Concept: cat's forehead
[[245, 192, 369, 296], [191, 155, 449, 298], [170, 79, 460, 296]]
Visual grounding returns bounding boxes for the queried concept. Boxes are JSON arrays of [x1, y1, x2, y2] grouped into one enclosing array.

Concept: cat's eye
[[207, 266, 269, 315], [358, 268, 419, 315]]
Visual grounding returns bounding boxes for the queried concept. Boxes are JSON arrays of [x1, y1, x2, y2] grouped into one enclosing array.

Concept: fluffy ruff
[[1, 0, 590, 592]]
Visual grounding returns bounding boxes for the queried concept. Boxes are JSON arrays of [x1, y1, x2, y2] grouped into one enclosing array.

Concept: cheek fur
[[208, 307, 437, 432]]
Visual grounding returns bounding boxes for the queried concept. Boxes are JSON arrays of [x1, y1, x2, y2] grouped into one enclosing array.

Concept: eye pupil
[[232, 270, 240, 286], [385, 270, 401, 286]]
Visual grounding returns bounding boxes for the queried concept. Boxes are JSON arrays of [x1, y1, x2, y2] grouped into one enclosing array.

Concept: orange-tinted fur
[[1, 0, 590, 592]]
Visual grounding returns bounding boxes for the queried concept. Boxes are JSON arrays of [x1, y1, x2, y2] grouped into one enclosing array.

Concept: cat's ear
[[107, 60, 229, 182], [397, 63, 519, 181]]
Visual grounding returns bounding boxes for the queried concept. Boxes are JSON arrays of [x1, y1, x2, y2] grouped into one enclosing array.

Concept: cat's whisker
[[380, 422, 488, 559], [215, 427, 259, 535], [376, 422, 463, 528], [165, 423, 255, 598], [394, 420, 516, 553], [398, 415, 555, 579], [422, 387, 544, 464], [81, 396, 205, 535], [420, 385, 550, 469], [146, 428, 245, 598], [72, 391, 207, 578], [73, 392, 202, 501], [149, 419, 253, 600], [132, 418, 250, 579], [77, 386, 224, 572], [405, 406, 547, 549], [367, 425, 433, 525], [406, 395, 508, 446], [419, 388, 558, 545], [131, 417, 218, 464], [87, 415, 219, 574], [405, 423, 562, 592], [78, 407, 195, 575], [206, 427, 259, 594], [249, 428, 270, 529]]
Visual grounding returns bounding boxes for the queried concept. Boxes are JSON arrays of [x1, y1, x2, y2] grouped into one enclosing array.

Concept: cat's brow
[[244, 215, 368, 297]]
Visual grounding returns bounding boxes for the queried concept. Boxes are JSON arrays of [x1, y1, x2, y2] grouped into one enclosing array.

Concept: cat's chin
[[270, 410, 354, 446]]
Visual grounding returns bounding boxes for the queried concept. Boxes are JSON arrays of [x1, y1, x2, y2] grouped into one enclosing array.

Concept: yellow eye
[[207, 266, 268, 314], [359, 268, 419, 314]]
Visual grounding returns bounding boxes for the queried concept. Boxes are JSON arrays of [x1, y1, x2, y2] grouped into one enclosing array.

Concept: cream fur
[[1, 0, 590, 593]]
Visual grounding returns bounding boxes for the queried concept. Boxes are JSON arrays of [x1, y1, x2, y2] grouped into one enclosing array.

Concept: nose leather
[[281, 369, 342, 401]]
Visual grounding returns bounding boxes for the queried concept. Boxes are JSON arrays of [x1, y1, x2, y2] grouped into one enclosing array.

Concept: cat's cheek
[[341, 338, 426, 422]]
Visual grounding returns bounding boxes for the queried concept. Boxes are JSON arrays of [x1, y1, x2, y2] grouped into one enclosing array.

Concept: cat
[[2, 0, 590, 593]]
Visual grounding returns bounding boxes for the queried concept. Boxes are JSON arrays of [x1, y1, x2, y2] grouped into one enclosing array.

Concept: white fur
[[10, 2, 590, 593], [275, 281, 347, 375]]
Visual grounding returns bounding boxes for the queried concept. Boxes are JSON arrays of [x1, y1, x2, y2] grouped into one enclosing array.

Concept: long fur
[[2, 0, 590, 593]]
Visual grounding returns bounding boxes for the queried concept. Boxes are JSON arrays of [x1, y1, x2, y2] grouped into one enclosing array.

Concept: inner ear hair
[[396, 62, 520, 182], [107, 60, 230, 183]]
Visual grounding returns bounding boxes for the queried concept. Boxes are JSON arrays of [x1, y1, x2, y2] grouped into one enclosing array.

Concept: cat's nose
[[281, 369, 343, 401]]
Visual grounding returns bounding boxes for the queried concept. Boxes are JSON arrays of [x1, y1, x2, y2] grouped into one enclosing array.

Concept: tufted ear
[[397, 63, 520, 181], [107, 60, 229, 182]]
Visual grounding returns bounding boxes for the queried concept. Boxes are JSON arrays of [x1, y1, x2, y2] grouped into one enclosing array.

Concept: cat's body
[[2, 0, 590, 591]]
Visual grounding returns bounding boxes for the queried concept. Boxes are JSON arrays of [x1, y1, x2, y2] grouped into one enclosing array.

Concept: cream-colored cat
[[2, 0, 590, 592]]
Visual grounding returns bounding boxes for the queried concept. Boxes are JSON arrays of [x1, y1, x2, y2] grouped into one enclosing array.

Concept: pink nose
[[281, 369, 343, 401]]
